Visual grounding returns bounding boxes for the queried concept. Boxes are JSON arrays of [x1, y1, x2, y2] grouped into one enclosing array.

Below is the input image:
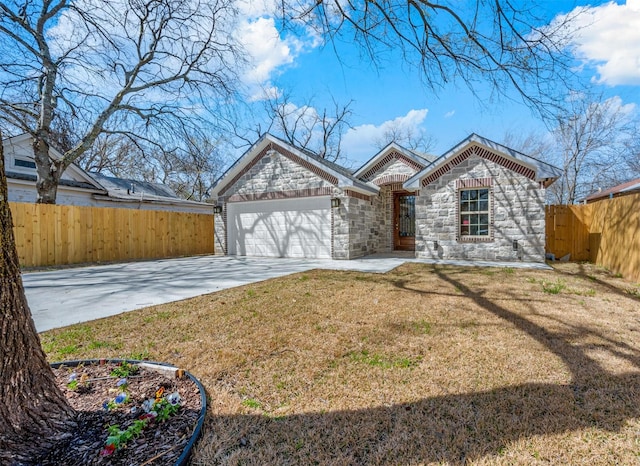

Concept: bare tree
[[623, 136, 640, 177], [261, 91, 353, 162], [550, 96, 636, 204], [373, 120, 436, 154], [279, 1, 578, 116], [0, 0, 241, 204], [79, 129, 226, 201], [503, 96, 637, 205], [146, 130, 226, 201], [501, 130, 554, 161]]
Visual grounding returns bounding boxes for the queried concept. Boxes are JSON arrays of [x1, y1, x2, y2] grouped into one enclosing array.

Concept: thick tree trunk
[[33, 137, 60, 205], [0, 134, 75, 463]]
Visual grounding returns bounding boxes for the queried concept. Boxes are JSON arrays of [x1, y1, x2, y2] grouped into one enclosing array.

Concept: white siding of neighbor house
[[7, 180, 97, 206], [415, 154, 546, 262]]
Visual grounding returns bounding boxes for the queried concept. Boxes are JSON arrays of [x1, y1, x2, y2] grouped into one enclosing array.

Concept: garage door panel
[[228, 197, 331, 258]]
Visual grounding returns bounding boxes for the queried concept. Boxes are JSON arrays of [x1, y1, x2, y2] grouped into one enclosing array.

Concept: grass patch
[[58, 344, 79, 356], [349, 350, 421, 369], [87, 340, 121, 350], [241, 398, 262, 409], [412, 319, 432, 335], [41, 262, 640, 465], [541, 279, 566, 294], [625, 286, 640, 298]]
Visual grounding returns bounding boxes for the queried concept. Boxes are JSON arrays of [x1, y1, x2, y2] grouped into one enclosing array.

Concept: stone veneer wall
[[331, 192, 387, 259], [223, 150, 334, 198], [214, 149, 337, 256], [370, 159, 418, 183], [379, 186, 395, 252], [415, 155, 546, 262], [213, 210, 226, 255]]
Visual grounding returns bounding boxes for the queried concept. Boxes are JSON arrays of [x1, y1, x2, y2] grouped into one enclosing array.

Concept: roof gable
[[354, 142, 435, 182], [2, 134, 107, 191], [404, 134, 562, 190], [212, 134, 378, 198]]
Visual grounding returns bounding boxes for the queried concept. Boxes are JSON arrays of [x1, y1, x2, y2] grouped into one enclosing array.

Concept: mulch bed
[[38, 361, 201, 465]]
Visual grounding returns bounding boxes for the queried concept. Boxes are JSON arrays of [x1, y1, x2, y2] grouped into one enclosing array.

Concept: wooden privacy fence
[[546, 192, 640, 282], [9, 202, 214, 267]]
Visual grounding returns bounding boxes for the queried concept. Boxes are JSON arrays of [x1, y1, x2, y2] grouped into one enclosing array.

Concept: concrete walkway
[[24, 254, 551, 332]]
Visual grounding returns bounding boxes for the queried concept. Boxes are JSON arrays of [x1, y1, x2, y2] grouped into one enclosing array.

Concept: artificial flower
[[167, 392, 181, 405], [141, 398, 154, 413], [100, 444, 116, 456]]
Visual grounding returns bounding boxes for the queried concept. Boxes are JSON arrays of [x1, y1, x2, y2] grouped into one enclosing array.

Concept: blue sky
[[235, 0, 640, 167]]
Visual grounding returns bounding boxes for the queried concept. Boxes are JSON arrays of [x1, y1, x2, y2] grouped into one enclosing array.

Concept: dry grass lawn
[[41, 262, 640, 465]]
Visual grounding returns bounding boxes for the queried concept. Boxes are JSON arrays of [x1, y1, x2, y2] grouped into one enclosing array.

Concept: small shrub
[[110, 361, 139, 378]]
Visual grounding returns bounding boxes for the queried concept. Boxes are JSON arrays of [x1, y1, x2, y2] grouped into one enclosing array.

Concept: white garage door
[[227, 197, 332, 258]]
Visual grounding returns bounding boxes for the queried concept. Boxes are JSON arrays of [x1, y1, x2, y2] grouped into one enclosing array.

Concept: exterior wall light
[[512, 239, 518, 250], [331, 198, 341, 208], [213, 205, 223, 214], [433, 240, 438, 249]]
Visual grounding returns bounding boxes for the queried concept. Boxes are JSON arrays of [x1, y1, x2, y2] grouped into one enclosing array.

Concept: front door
[[394, 193, 415, 251]]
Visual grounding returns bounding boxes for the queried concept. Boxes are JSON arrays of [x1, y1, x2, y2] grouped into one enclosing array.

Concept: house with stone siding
[[211, 133, 561, 262]]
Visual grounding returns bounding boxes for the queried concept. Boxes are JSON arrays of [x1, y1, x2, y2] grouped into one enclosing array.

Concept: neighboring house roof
[[5, 170, 104, 192], [211, 133, 379, 198], [353, 142, 437, 181], [3, 134, 210, 208], [583, 177, 640, 203], [404, 133, 562, 190], [89, 172, 178, 198], [89, 172, 211, 207]]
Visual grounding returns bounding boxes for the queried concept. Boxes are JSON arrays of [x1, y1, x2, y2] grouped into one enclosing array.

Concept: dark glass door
[[394, 193, 415, 251]]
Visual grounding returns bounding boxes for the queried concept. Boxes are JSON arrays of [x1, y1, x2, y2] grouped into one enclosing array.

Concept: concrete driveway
[[24, 254, 550, 332]]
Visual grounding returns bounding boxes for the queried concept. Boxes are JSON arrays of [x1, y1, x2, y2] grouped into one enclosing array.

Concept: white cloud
[[234, 1, 322, 99], [342, 109, 429, 163], [596, 95, 637, 117], [553, 0, 640, 85], [444, 110, 455, 118], [236, 17, 303, 85]]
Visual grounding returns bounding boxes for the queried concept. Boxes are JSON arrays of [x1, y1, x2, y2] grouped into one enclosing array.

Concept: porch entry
[[393, 192, 415, 251]]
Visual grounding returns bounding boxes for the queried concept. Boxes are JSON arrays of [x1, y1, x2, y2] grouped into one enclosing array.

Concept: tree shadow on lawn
[[197, 268, 640, 464]]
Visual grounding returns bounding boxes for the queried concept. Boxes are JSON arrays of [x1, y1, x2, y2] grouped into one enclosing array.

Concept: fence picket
[[9, 202, 214, 267], [546, 193, 640, 281]]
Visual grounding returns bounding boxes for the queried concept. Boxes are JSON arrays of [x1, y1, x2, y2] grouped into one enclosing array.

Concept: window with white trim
[[459, 188, 490, 238]]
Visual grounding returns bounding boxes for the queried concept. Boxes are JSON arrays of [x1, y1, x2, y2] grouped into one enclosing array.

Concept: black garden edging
[[50, 358, 207, 466]]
